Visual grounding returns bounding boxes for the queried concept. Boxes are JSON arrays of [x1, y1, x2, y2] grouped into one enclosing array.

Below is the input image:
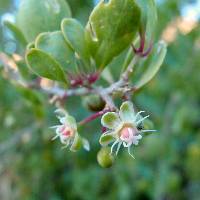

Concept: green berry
[[97, 147, 114, 168]]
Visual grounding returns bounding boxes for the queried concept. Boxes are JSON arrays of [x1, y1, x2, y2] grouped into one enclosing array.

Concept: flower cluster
[[51, 101, 155, 159], [51, 109, 90, 152], [100, 101, 156, 158]]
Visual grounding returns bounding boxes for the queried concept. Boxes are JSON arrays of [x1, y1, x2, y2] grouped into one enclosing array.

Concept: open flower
[[51, 109, 90, 152], [100, 101, 156, 158]]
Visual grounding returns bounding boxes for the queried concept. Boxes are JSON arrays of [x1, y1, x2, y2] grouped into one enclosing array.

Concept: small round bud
[[83, 95, 106, 112], [97, 147, 114, 168]]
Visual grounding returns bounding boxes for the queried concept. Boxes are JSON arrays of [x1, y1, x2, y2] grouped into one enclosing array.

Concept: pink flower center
[[120, 126, 138, 143], [59, 125, 74, 138]]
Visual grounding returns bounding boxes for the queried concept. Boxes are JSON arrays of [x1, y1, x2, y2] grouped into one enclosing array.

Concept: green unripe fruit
[[16, 0, 71, 42], [83, 95, 106, 112], [97, 147, 114, 168]]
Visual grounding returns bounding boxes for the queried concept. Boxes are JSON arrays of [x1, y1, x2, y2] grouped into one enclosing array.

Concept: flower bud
[[97, 147, 114, 168], [83, 95, 106, 112]]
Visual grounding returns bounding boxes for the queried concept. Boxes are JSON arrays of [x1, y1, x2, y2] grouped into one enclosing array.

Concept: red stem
[[78, 109, 111, 126]]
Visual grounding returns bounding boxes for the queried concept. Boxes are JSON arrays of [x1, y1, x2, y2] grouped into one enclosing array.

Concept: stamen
[[115, 142, 122, 155], [52, 135, 59, 140], [61, 144, 69, 149], [136, 115, 149, 125], [110, 139, 119, 154], [135, 111, 145, 120], [140, 130, 157, 133], [49, 125, 60, 129], [128, 147, 135, 159]]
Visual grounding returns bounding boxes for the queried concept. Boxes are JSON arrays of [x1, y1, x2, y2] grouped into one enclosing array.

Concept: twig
[[78, 108, 111, 126], [0, 51, 139, 110], [43, 86, 91, 98]]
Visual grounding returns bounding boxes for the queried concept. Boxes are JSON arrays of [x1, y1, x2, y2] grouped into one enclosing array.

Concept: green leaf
[[26, 42, 35, 50], [35, 31, 76, 73], [135, 0, 157, 45], [99, 132, 115, 146], [16, 86, 43, 105], [26, 49, 67, 83], [101, 112, 120, 130], [16, 0, 71, 42], [16, 60, 33, 80], [61, 18, 90, 64], [86, 0, 141, 69], [134, 41, 167, 90], [4, 20, 27, 48], [16, 86, 44, 119]]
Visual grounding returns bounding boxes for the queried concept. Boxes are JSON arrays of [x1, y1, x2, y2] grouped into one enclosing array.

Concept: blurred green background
[[0, 0, 200, 199]]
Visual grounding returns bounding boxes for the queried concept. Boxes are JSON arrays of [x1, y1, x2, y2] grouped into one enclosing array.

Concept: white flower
[[51, 109, 90, 152], [100, 101, 156, 158]]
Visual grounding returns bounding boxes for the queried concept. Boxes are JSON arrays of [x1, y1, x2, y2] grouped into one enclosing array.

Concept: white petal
[[135, 134, 142, 140], [123, 142, 127, 147], [82, 138, 90, 151], [133, 140, 139, 145], [60, 136, 70, 145], [123, 141, 132, 147], [59, 116, 66, 124]]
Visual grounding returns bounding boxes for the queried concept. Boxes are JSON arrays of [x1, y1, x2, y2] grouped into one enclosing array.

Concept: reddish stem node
[[132, 31, 153, 57]]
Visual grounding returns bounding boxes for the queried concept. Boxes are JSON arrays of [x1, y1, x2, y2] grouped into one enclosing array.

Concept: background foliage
[[0, 0, 200, 199]]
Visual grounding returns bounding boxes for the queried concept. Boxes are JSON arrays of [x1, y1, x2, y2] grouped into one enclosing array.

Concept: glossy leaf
[[16, 86, 43, 105], [26, 42, 35, 50], [61, 18, 90, 63], [35, 31, 76, 72], [85, 0, 141, 69], [16, 86, 44, 119], [134, 41, 167, 90], [16, 0, 71, 42], [26, 49, 67, 83], [135, 0, 157, 45], [16, 60, 33, 80]]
